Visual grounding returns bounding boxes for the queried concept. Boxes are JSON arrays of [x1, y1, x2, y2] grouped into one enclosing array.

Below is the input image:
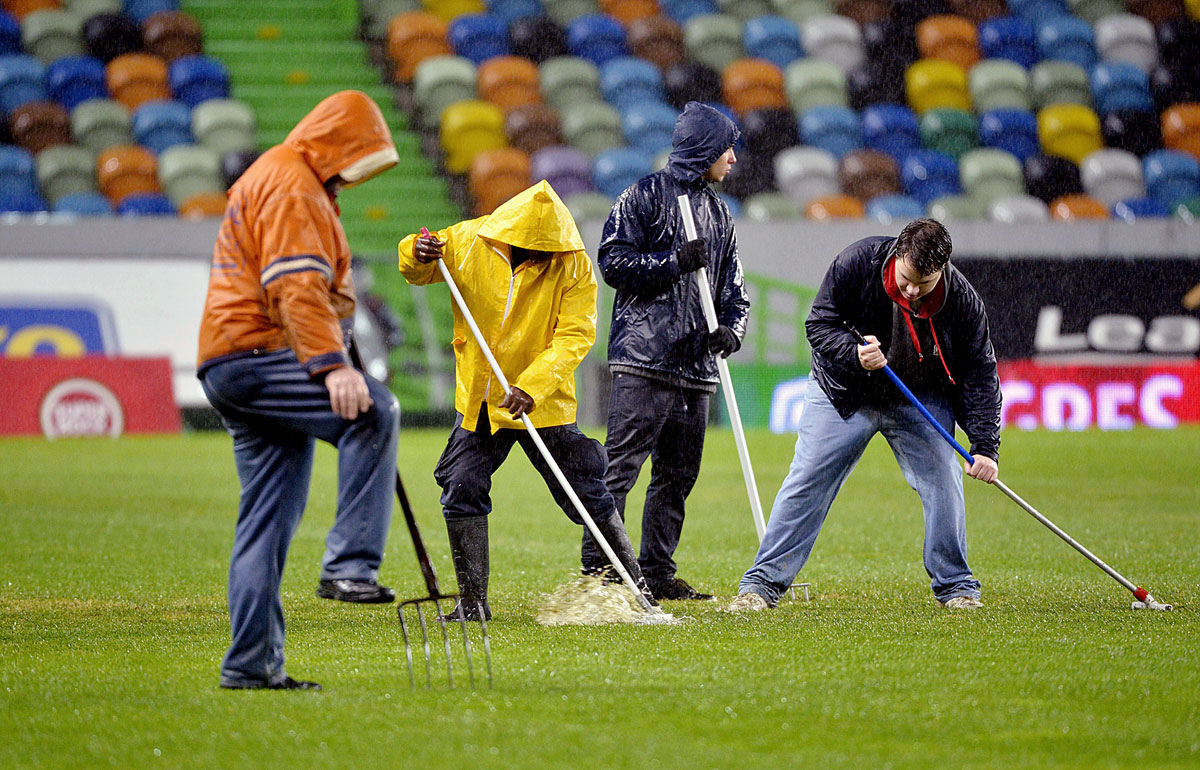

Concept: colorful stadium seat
[[219, 148, 258, 188], [905, 59, 970, 114], [927, 192, 986, 219], [0, 189, 47, 211], [1068, 0, 1125, 23], [1031, 60, 1091, 109], [116, 190, 175, 215], [1036, 15, 1096, 70], [969, 59, 1031, 113], [742, 106, 798, 158], [838, 148, 901, 201], [743, 14, 803, 69], [440, 99, 507, 173], [805, 192, 864, 218], [387, 11, 451, 82], [663, 59, 721, 107], [490, 0, 546, 25], [413, 55, 477, 128], [1081, 147, 1146, 205], [659, 0, 719, 23], [21, 9, 84, 65], [168, 55, 230, 107], [1112, 195, 1169, 220], [832, 0, 888, 26], [0, 143, 39, 196], [799, 104, 861, 158], [0, 53, 47, 114], [70, 97, 132, 154], [132, 99, 192, 154], [1038, 103, 1103, 163], [865, 193, 925, 223], [107, 52, 170, 110], [1023, 152, 1083, 202], [721, 57, 786, 116], [784, 57, 846, 113], [530, 144, 593, 196], [599, 0, 660, 26], [468, 145, 532, 213], [979, 108, 1039, 162], [592, 145, 653, 197], [97, 143, 160, 203], [35, 143, 96, 203], [178, 190, 227, 219], [45, 54, 105, 109], [1128, 0, 1186, 25], [861, 103, 921, 160], [769, 0, 831, 26], [743, 190, 803, 220], [0, 11, 20, 57], [81, 12, 142, 63], [1009, 0, 1070, 23], [1150, 62, 1198, 114], [478, 55, 542, 112], [987, 192, 1049, 222], [959, 146, 1024, 203], [1089, 61, 1153, 114], [949, 0, 1010, 25], [1162, 103, 1200, 159], [600, 56, 664, 109], [720, 150, 774, 198], [1101, 108, 1160, 156], [126, 0, 182, 25], [1094, 13, 1159, 73], [1174, 195, 1200, 221], [191, 98, 256, 156], [361, 0, 418, 39], [9, 99, 70, 152], [505, 102, 564, 153], [449, 13, 511, 65], [539, 55, 601, 109], [544, 0, 602, 26], [847, 60, 904, 110], [802, 13, 864, 72], [978, 15, 1038, 68], [509, 15, 569, 63], [901, 148, 961, 203], [773, 144, 837, 203], [862, 16, 919, 70], [1155, 17, 1200, 70], [567, 13, 627, 65], [2, 0, 59, 20], [916, 14, 981, 70], [919, 107, 977, 157], [619, 99, 676, 154], [1048, 192, 1109, 219], [424, 0, 488, 24], [683, 13, 743, 71], [53, 189, 112, 214], [563, 190, 615, 221], [141, 10, 204, 62], [560, 99, 623, 156], [627, 15, 686, 70], [1143, 148, 1200, 207]]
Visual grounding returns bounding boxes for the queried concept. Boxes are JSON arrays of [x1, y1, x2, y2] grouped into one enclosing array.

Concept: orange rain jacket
[[397, 181, 597, 433], [197, 90, 398, 377]]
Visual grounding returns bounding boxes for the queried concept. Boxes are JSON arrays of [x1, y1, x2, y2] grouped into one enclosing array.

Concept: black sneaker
[[647, 577, 714, 601], [437, 598, 492, 622], [316, 578, 395, 604], [221, 676, 322, 691]]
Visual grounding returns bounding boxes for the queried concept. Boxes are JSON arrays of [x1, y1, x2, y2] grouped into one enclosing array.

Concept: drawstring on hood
[[882, 253, 955, 385], [666, 102, 741, 185]]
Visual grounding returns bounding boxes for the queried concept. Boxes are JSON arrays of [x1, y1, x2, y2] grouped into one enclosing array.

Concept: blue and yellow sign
[[0, 300, 119, 358]]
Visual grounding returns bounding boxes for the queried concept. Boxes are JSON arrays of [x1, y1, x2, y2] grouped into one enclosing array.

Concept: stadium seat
[[76, 2, 127, 25], [0, 11, 20, 57], [141, 10, 204, 62], [35, 143, 95, 203], [508, 15, 568, 64], [599, 0, 659, 26], [9, 100, 70, 153], [1162, 103, 1200, 159], [468, 145, 532, 213], [20, 9, 84, 65], [948, 0, 1008, 25], [916, 15, 980, 70], [0, 189, 47, 212], [774, 144, 838, 203], [387, 12, 451, 82], [561, 100, 623, 156], [0, 53, 47, 115], [1090, 61, 1153, 114], [805, 192, 864, 218], [530, 144, 593, 196], [220, 148, 258, 188], [1150, 62, 1199, 114], [969, 59, 1031, 113], [424, 0, 487, 23], [742, 107, 798, 158], [567, 14, 627, 65], [191, 98, 255, 156], [620, 100, 676, 154], [361, 0, 418, 39], [1112, 195, 1169, 220], [861, 104, 921, 160], [1048, 192, 1109, 219], [1155, 18, 1200, 70], [491, 0, 546, 25], [505, 102, 565, 153], [168, 55, 230, 107], [126, 0, 182, 25], [979, 108, 1039, 162], [919, 107, 977, 157], [832, 0, 889, 26], [744, 15, 803, 69], [658, 0, 718, 23], [81, 12, 142, 63], [1030, 60, 1091, 109], [893, 0, 953, 30], [132, 99, 192, 154], [116, 190, 175, 215], [901, 148, 961, 203], [563, 190, 615, 221], [539, 55, 601, 109], [722, 58, 787, 116], [440, 99, 507, 173], [158, 143, 222, 206], [720, 151, 775, 198], [978, 15, 1038, 68], [1143, 148, 1200, 207], [862, 17, 919, 71], [799, 105, 861, 158], [600, 56, 663, 110], [1036, 15, 1096, 70], [663, 60, 721, 108], [1094, 13, 1159, 73], [905, 59, 970, 114], [1038, 103, 1103, 164], [71, 97, 132, 154], [413, 55, 478, 128], [478, 55, 542, 112], [1129, 0, 1186, 24], [1081, 147, 1146, 205], [449, 13, 511, 65], [802, 14, 864, 72], [177, 190, 226, 219], [1023, 152, 1083, 202], [959, 147, 1024, 203], [684, 13, 743, 72], [45, 54, 105, 110], [784, 58, 846, 113], [987, 192, 1049, 222], [743, 190, 803, 220], [1174, 194, 1200, 221], [1100, 109, 1160, 156], [865, 193, 925, 223], [927, 192, 986, 219], [847, 61, 904, 110], [0, 144, 38, 197], [1069, 0, 1125, 23], [839, 148, 901, 201], [592, 145, 653, 197], [628, 15, 685, 71], [53, 190, 112, 215], [106, 52, 169, 110], [719, 0, 773, 22], [97, 143, 160, 203]]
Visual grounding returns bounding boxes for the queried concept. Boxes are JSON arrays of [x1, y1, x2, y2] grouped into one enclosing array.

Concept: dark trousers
[[581, 372, 709, 582], [434, 406, 616, 525]]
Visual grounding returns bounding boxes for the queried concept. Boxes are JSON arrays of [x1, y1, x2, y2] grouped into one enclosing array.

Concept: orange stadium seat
[[468, 147, 532, 214], [1038, 103, 1103, 164], [141, 11, 204, 63], [106, 53, 170, 110], [1162, 103, 1200, 160], [3, 0, 59, 20], [627, 15, 685, 72], [805, 193, 865, 219], [906, 59, 971, 114], [505, 103, 564, 154], [440, 99, 507, 174], [96, 144, 160, 203], [917, 15, 982, 70], [477, 55, 542, 113], [599, 0, 660, 26], [387, 11, 451, 83], [178, 190, 228, 219], [1050, 193, 1110, 220], [721, 58, 787, 117]]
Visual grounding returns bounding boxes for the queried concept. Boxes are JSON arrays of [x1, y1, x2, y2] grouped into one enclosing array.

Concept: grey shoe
[[941, 596, 983, 609], [725, 592, 769, 612]]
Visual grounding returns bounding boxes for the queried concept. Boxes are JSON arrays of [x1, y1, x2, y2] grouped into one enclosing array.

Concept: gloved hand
[[707, 325, 740, 358], [676, 238, 706, 273]]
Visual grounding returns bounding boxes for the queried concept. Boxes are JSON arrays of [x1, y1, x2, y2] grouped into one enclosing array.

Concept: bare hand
[[857, 334, 887, 370], [414, 234, 443, 263], [965, 454, 998, 484], [500, 387, 534, 418], [325, 366, 372, 420]]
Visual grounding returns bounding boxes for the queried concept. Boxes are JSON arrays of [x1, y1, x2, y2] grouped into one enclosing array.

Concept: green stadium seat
[[191, 98, 257, 155], [539, 55, 601, 110], [1068, 0, 1126, 23], [969, 59, 1032, 113], [718, 0, 773, 23], [564, 190, 615, 222], [544, 0, 602, 27], [560, 100, 623, 157], [927, 193, 987, 220], [158, 143, 223, 207], [20, 9, 84, 65], [920, 108, 978, 158], [35, 144, 96, 204], [684, 14, 744, 72], [362, 0, 421, 40], [70, 98, 133, 155], [960, 147, 1025, 205], [785, 58, 847, 114], [744, 191, 804, 220], [64, 0, 124, 23], [413, 55, 478, 129], [1031, 60, 1092, 109], [771, 0, 833, 25]]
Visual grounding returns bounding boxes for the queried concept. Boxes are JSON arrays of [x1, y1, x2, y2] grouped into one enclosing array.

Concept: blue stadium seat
[[0, 54, 48, 116], [620, 100, 678, 155], [1143, 149, 1200, 209], [54, 190, 113, 215], [979, 109, 1039, 162], [168, 55, 231, 108], [866, 193, 924, 223], [861, 103, 920, 160], [487, 0, 545, 26], [46, 55, 107, 110], [900, 149, 960, 204], [0, 190, 47, 213], [979, 16, 1038, 69], [743, 15, 803, 69], [449, 14, 511, 65], [116, 191, 176, 216], [132, 99, 193, 154], [567, 14, 628, 66], [799, 105, 862, 159], [125, 1, 181, 25], [659, 0, 720, 25], [1089, 62, 1152, 115], [600, 57, 664, 110], [0, 11, 20, 57], [1008, 0, 1069, 23], [718, 191, 741, 217], [592, 146, 654, 198], [1037, 16, 1096, 71], [530, 145, 593, 197], [0, 144, 38, 197], [1112, 196, 1168, 221]]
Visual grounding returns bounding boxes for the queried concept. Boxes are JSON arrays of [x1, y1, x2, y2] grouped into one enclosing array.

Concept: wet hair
[[895, 218, 953, 275]]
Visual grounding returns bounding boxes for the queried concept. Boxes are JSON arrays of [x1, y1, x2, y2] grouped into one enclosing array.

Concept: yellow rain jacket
[[397, 181, 596, 433]]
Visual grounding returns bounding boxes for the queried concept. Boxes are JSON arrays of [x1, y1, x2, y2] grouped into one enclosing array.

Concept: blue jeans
[[739, 384, 980, 605], [200, 349, 399, 687]]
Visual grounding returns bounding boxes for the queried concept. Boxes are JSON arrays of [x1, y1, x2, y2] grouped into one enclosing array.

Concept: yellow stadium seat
[[440, 100, 507, 174], [1038, 103, 1103, 164], [422, 0, 485, 24], [1189, 0, 1200, 19], [905, 59, 971, 114]]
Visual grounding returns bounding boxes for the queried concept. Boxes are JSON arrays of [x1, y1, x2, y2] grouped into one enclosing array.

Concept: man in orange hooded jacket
[[198, 91, 400, 690]]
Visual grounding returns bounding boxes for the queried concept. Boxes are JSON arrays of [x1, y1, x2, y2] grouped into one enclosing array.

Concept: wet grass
[[1, 427, 1196, 769]]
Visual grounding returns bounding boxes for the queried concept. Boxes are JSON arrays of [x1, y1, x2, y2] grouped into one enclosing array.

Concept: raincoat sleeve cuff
[[305, 351, 351, 377]]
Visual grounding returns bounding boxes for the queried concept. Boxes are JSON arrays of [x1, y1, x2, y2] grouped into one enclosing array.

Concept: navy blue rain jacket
[[807, 236, 1002, 460], [598, 102, 751, 386]]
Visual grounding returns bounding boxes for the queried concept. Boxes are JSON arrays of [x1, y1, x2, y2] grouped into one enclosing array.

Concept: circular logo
[[39, 378, 124, 439]]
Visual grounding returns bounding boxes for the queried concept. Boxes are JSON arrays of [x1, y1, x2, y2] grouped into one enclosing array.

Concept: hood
[[666, 101, 741, 184], [477, 180, 585, 252], [284, 90, 399, 185]]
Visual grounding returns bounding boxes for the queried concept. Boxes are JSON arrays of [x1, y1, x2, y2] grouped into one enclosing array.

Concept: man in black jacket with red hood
[[730, 218, 1001, 611]]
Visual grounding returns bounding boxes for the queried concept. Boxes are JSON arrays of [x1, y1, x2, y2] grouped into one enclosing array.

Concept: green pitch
[[1, 427, 1196, 769]]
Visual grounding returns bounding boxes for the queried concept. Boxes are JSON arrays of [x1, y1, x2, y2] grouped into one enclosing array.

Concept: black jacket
[[807, 235, 1002, 460], [598, 102, 751, 387]]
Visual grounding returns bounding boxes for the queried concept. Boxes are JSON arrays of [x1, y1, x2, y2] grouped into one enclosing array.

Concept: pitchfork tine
[[435, 602, 455, 688], [398, 610, 416, 690], [478, 601, 493, 688]]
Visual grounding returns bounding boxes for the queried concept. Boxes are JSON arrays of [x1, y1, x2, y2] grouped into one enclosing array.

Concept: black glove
[[707, 325, 740, 358], [676, 238, 706, 273]]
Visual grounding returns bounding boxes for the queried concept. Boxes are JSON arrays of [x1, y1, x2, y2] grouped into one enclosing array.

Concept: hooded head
[[477, 180, 585, 253], [666, 101, 741, 185], [284, 90, 399, 188]]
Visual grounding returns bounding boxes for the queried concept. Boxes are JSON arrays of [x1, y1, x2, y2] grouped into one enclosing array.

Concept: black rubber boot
[[592, 514, 658, 608], [442, 516, 492, 621]]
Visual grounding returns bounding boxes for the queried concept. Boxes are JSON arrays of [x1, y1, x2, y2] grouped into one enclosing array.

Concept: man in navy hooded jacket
[[580, 101, 751, 601]]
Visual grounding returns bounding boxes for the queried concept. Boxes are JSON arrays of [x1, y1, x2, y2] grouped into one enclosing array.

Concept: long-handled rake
[[845, 323, 1172, 612]]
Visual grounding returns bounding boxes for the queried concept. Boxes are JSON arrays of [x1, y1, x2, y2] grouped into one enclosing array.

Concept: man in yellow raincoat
[[398, 181, 655, 619]]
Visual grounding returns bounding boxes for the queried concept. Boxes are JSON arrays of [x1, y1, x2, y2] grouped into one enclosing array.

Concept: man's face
[[704, 147, 737, 182], [894, 254, 942, 302]]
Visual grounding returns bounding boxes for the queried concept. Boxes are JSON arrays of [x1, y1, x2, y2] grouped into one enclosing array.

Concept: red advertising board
[[0, 357, 181, 437]]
